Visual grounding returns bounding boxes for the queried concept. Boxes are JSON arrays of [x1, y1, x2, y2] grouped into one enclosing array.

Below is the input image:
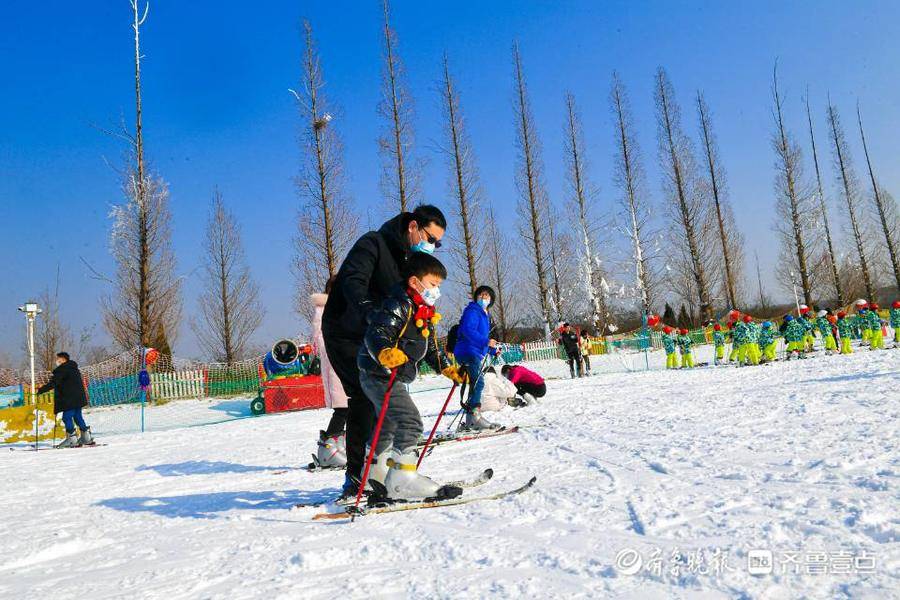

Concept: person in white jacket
[[478, 367, 519, 412], [310, 279, 350, 469]]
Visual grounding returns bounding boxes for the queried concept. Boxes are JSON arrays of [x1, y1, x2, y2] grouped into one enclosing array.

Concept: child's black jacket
[[358, 283, 447, 384]]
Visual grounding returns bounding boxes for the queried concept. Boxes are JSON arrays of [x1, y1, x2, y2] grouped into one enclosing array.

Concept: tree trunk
[[805, 94, 844, 304], [857, 104, 900, 291]]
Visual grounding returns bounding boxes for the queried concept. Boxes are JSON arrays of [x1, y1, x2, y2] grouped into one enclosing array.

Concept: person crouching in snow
[[815, 309, 838, 355], [712, 324, 725, 365], [478, 367, 519, 410], [677, 328, 695, 368], [662, 326, 678, 369], [783, 315, 806, 359], [309, 277, 349, 470], [500, 364, 546, 405], [759, 321, 776, 363], [357, 253, 465, 501], [890, 301, 900, 345], [37, 352, 93, 448], [867, 303, 885, 350], [836, 311, 853, 354], [453, 285, 501, 430]]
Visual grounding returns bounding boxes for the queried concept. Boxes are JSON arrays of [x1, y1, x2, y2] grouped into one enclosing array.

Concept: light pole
[[18, 302, 42, 450]]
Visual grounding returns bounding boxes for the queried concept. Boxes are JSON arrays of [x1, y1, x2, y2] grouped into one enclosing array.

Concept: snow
[[1, 349, 898, 599]]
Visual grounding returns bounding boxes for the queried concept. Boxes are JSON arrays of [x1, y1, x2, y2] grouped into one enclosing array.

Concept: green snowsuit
[[837, 317, 854, 354]]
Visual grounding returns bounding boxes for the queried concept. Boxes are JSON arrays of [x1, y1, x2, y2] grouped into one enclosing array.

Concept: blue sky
[[1, 1, 898, 360]]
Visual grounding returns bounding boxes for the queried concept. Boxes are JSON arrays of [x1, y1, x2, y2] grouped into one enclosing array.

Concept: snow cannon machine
[[249, 339, 325, 415]]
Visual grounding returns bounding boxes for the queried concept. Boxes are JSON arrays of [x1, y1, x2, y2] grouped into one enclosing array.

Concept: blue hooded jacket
[[453, 301, 492, 362]]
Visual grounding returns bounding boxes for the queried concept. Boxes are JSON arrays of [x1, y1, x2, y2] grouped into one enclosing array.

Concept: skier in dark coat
[[558, 323, 583, 378], [322, 204, 447, 499], [36, 352, 93, 448]]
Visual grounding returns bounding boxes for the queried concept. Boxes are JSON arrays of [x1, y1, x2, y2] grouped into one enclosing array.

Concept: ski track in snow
[[1, 349, 898, 599]]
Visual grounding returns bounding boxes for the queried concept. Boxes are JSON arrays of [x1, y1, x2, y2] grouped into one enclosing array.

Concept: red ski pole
[[352, 367, 399, 519], [416, 381, 458, 468]]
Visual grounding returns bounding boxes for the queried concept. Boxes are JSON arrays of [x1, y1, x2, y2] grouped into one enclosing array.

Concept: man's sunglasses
[[420, 226, 442, 248]]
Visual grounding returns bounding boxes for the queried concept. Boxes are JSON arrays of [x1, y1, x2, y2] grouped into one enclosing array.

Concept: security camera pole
[[18, 301, 42, 450]]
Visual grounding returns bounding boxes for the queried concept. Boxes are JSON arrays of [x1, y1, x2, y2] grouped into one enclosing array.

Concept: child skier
[[759, 321, 777, 363], [891, 301, 900, 345], [731, 317, 749, 365], [836, 311, 853, 355], [453, 284, 501, 430], [677, 328, 695, 368], [357, 253, 465, 501], [783, 315, 806, 359], [742, 315, 760, 365], [867, 303, 885, 350], [798, 306, 816, 353], [856, 300, 871, 346], [662, 326, 678, 369], [815, 309, 838, 355], [712, 324, 725, 365], [727, 321, 740, 363], [579, 331, 592, 375]]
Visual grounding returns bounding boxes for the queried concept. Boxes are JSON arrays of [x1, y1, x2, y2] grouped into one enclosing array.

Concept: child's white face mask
[[421, 286, 441, 306]]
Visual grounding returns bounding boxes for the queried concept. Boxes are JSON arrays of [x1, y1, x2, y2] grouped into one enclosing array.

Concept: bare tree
[[857, 104, 900, 291], [192, 191, 264, 363], [563, 93, 607, 331], [545, 198, 567, 323], [826, 100, 876, 301], [805, 92, 844, 304], [610, 73, 657, 314], [654, 68, 714, 321], [754, 252, 771, 312], [439, 55, 482, 295], [770, 65, 814, 306], [293, 20, 358, 323], [511, 43, 551, 337], [484, 206, 516, 339], [378, 0, 418, 212], [103, 1, 181, 352], [696, 91, 744, 308]]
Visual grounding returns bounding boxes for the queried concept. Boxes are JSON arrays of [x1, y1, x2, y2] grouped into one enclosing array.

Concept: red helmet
[[742, 315, 752, 323], [837, 311, 847, 318], [713, 324, 722, 331], [800, 306, 811, 314], [679, 328, 688, 335], [728, 309, 740, 319], [871, 303, 880, 310], [892, 300, 900, 309], [663, 326, 673, 334]]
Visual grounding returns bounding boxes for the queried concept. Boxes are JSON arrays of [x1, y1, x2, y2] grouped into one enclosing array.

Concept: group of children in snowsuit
[[662, 299, 900, 369]]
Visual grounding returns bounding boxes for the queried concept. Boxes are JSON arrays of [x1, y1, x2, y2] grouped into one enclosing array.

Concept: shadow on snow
[[136, 460, 293, 477], [96, 487, 339, 519]]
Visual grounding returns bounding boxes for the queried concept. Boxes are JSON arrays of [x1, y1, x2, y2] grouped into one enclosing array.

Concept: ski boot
[[382, 449, 462, 501], [56, 431, 79, 449], [77, 426, 94, 447], [311, 430, 347, 469], [522, 392, 537, 406], [461, 408, 498, 431]]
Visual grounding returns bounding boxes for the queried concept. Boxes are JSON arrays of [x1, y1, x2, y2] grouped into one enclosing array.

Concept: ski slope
[[1, 349, 898, 599]]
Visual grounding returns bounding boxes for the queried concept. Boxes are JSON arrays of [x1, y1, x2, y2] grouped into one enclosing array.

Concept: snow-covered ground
[[1, 349, 898, 599]]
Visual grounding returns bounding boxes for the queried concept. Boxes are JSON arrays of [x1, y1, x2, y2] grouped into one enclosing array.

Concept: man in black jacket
[[558, 323, 583, 378], [36, 352, 93, 448], [322, 205, 447, 497]]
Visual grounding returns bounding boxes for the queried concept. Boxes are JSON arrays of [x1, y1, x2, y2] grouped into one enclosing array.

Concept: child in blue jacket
[[453, 285, 500, 430]]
